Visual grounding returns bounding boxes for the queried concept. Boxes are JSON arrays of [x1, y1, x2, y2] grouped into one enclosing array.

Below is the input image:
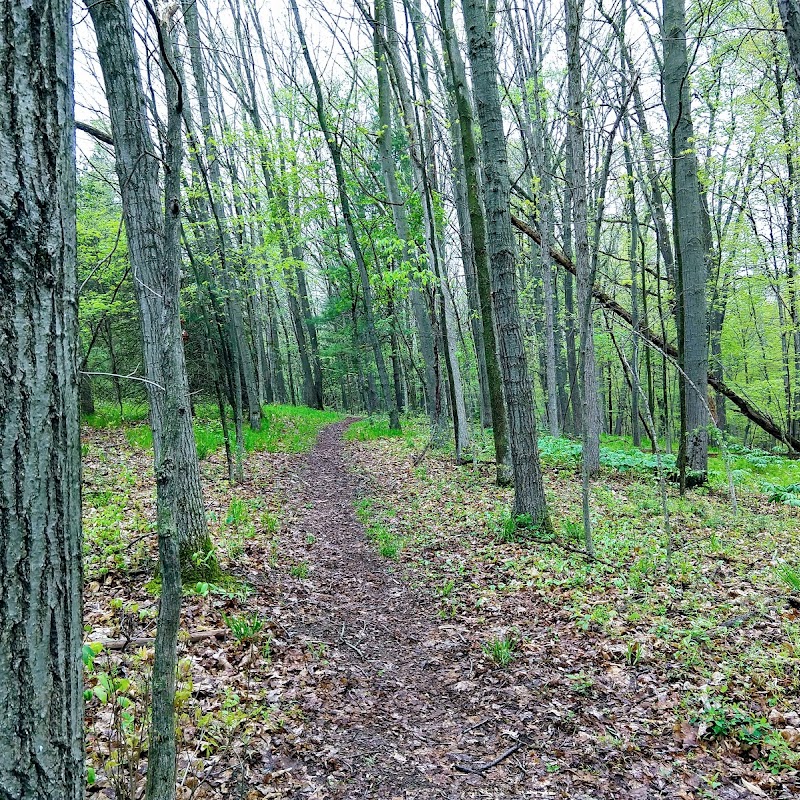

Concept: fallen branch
[[454, 739, 527, 774], [412, 438, 433, 467], [511, 214, 800, 454], [87, 628, 227, 651]]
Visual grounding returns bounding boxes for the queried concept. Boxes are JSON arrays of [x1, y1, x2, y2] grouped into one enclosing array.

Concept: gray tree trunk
[[145, 20, 184, 800], [565, 0, 602, 477], [662, 0, 709, 484], [379, 0, 469, 458], [291, 0, 400, 431], [183, 0, 261, 430], [0, 0, 83, 794], [779, 0, 800, 84], [462, 0, 550, 526], [371, 5, 442, 435], [86, 0, 215, 574], [439, 0, 512, 484], [507, 11, 560, 438]]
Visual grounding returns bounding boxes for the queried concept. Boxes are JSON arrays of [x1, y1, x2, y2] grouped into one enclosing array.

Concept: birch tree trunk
[[0, 0, 83, 794]]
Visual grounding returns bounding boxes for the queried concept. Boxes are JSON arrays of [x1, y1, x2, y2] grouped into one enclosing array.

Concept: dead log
[[511, 214, 800, 454], [86, 628, 227, 651]]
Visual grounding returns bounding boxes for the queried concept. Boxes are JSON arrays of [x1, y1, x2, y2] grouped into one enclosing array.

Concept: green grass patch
[[345, 417, 404, 442], [84, 401, 150, 428], [111, 403, 341, 459], [243, 405, 342, 453], [355, 497, 404, 558]]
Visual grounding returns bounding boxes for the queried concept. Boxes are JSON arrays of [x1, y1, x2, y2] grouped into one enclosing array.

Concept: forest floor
[[82, 408, 800, 799]]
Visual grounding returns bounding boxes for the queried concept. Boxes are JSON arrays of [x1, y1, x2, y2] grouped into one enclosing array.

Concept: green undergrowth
[[355, 496, 404, 558], [385, 413, 800, 502], [344, 413, 424, 448], [89, 402, 343, 459], [349, 430, 800, 774]]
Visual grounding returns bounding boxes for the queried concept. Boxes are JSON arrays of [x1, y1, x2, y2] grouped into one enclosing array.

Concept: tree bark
[[565, 0, 601, 477], [0, 0, 83, 794], [291, 0, 400, 430], [439, 0, 511, 483], [86, 0, 215, 576], [462, 0, 550, 526], [663, 0, 709, 485]]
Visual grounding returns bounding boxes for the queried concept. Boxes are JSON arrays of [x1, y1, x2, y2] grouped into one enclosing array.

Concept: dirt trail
[[270, 420, 546, 799]]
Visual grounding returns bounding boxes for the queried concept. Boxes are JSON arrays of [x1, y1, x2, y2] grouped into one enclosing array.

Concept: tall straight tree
[[371, 0, 444, 438], [565, 0, 602, 479], [0, 0, 83, 795], [290, 0, 400, 431], [182, 0, 262, 430], [85, 0, 216, 574], [663, 0, 709, 485], [462, 0, 550, 527], [372, 0, 469, 459], [438, 0, 511, 485]]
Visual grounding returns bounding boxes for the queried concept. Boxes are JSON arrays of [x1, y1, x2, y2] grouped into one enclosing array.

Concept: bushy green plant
[[483, 633, 517, 667], [777, 563, 800, 592], [221, 612, 264, 642], [290, 561, 309, 578]]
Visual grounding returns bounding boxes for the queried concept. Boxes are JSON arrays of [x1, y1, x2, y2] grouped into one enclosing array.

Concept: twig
[[413, 438, 432, 467], [87, 628, 227, 651], [461, 718, 491, 736], [454, 739, 527, 774]]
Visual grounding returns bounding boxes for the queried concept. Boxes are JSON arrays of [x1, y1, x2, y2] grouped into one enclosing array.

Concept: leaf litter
[[82, 419, 800, 798]]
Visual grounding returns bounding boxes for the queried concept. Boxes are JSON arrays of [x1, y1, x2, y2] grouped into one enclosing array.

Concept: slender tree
[[85, 0, 216, 576], [290, 0, 400, 431], [663, 0, 710, 485]]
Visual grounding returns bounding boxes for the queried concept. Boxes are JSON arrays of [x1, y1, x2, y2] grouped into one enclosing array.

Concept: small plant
[[495, 511, 551, 543], [562, 520, 583, 543], [221, 612, 264, 642], [568, 672, 595, 695], [777, 563, 800, 593], [626, 641, 643, 667], [483, 633, 517, 667], [438, 579, 455, 598], [290, 561, 309, 579], [83, 643, 149, 800]]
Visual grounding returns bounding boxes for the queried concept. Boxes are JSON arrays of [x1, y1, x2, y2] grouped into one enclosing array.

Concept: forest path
[[267, 419, 540, 799]]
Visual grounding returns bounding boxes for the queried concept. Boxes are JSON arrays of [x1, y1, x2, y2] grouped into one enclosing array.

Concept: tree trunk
[[86, 0, 215, 576], [779, 0, 800, 84], [439, 0, 511, 483], [663, 0, 709, 485], [462, 0, 550, 526], [378, 0, 467, 455], [291, 0, 400, 431], [565, 0, 601, 478], [0, 0, 83, 794], [183, 0, 261, 431], [371, 3, 442, 435], [145, 20, 184, 800]]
